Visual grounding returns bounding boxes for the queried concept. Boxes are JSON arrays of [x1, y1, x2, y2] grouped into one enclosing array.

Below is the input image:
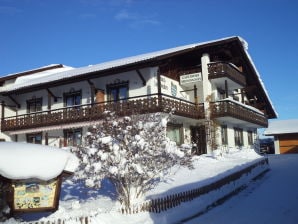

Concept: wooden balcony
[[1, 94, 205, 132], [210, 100, 268, 127], [208, 62, 246, 87]]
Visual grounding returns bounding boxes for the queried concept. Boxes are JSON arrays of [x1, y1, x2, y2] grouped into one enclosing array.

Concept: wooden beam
[[87, 80, 95, 104], [1, 101, 4, 120], [8, 95, 20, 108], [136, 69, 146, 86], [46, 88, 60, 102], [243, 85, 257, 92]]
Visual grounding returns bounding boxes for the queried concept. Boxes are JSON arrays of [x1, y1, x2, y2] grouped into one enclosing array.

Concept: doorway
[[190, 125, 207, 155]]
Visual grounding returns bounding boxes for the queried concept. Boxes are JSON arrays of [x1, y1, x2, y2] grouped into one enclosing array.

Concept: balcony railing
[[208, 62, 246, 86], [1, 94, 205, 132], [210, 100, 268, 127]]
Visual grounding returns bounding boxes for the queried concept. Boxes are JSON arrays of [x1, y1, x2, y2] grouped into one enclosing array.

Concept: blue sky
[[0, 0, 297, 120]]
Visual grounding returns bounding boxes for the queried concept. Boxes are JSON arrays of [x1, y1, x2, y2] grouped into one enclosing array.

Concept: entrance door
[[190, 125, 207, 155]]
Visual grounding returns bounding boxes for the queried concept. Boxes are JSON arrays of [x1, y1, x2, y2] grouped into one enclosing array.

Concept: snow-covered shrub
[[72, 110, 193, 210]]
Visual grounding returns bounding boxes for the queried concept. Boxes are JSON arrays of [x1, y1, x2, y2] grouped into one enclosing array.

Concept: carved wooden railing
[[210, 100, 268, 127], [208, 62, 246, 86], [1, 94, 205, 132]]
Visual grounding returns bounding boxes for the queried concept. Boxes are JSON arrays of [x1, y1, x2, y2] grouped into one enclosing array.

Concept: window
[[234, 128, 243, 147], [27, 98, 42, 113], [64, 90, 82, 107], [107, 82, 128, 102], [64, 129, 82, 147], [248, 131, 253, 145], [221, 125, 228, 145], [27, 133, 42, 144], [167, 123, 183, 145]]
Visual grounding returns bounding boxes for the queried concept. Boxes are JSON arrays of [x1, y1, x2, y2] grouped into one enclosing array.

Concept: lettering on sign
[[12, 178, 59, 212], [180, 72, 202, 85]]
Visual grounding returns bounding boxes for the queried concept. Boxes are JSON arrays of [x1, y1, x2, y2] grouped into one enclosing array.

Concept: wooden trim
[[136, 69, 146, 86], [8, 96, 20, 109]]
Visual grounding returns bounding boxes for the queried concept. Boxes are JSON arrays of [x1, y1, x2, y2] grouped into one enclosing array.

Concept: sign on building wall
[[180, 72, 202, 85]]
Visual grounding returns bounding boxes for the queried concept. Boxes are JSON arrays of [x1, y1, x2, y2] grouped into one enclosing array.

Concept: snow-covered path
[[185, 154, 298, 224]]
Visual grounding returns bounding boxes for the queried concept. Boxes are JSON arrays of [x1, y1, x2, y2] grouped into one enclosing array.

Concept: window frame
[[27, 97, 43, 113], [26, 132, 42, 144], [221, 125, 228, 145], [166, 123, 183, 146], [106, 81, 129, 102], [63, 128, 82, 147], [63, 90, 82, 107], [234, 127, 243, 147], [247, 131, 253, 145]]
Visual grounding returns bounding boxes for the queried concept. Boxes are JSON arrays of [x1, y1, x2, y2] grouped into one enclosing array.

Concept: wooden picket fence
[[22, 216, 91, 224], [121, 157, 269, 214]]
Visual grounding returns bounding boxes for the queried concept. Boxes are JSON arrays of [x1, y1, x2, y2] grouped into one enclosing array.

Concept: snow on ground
[[4, 147, 268, 224], [185, 154, 298, 224]]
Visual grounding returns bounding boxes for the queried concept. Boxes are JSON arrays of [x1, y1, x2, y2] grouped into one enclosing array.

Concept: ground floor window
[[248, 131, 253, 145], [221, 125, 228, 145], [64, 129, 82, 147], [27, 133, 42, 144], [234, 128, 243, 147], [167, 123, 183, 145]]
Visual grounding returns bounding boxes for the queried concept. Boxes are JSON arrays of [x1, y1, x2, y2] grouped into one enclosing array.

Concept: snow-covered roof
[[0, 36, 277, 117], [241, 46, 278, 118], [0, 64, 73, 91], [264, 119, 298, 135], [0, 36, 239, 93], [0, 142, 79, 181]]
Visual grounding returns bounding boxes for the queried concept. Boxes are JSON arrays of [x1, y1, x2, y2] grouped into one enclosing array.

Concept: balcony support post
[[194, 85, 198, 105], [45, 132, 49, 145], [87, 80, 95, 105], [47, 91, 52, 112], [201, 53, 211, 153], [241, 89, 245, 104], [225, 80, 228, 98], [1, 101, 4, 121], [157, 70, 162, 108]]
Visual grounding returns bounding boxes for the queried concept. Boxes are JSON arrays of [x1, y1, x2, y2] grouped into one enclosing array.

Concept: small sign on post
[[0, 142, 79, 218]]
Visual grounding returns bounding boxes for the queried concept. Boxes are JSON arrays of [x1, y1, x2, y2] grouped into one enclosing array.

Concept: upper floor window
[[107, 82, 128, 102], [234, 128, 243, 147], [27, 97, 42, 113], [64, 90, 82, 107]]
